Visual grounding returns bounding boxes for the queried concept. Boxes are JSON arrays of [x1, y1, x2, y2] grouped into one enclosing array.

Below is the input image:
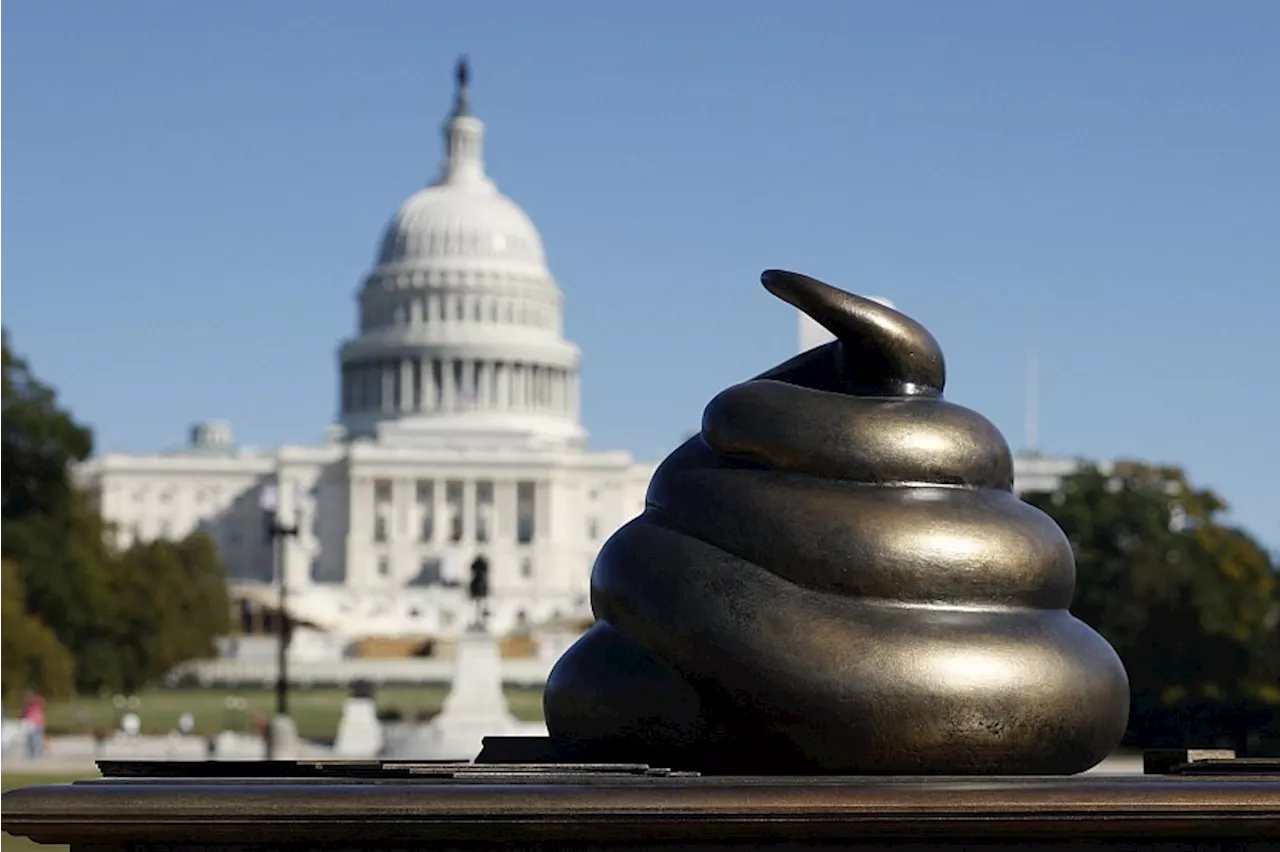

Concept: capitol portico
[[77, 61, 656, 646]]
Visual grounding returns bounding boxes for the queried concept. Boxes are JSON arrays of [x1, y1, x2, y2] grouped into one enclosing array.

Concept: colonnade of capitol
[[76, 60, 1080, 655]]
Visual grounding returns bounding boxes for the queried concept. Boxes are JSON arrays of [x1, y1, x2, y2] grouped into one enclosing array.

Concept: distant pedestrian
[[21, 694, 46, 759]]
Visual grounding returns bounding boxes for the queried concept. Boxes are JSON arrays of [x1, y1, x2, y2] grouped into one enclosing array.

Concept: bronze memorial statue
[[545, 269, 1130, 774], [468, 553, 490, 628]]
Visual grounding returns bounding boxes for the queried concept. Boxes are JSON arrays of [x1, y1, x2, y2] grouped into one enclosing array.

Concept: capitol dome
[[377, 187, 546, 270], [373, 59, 546, 274], [338, 59, 584, 449]]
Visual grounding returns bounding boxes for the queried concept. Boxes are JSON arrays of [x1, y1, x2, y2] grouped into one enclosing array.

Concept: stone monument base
[[382, 626, 545, 761], [332, 696, 383, 759]]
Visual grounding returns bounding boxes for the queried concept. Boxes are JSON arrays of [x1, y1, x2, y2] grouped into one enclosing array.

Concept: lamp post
[[259, 480, 303, 759]]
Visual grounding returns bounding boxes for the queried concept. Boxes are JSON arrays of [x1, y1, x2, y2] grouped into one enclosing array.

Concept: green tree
[[1025, 461, 1278, 746], [110, 533, 231, 691], [172, 532, 232, 659], [2, 331, 122, 693], [2, 330, 93, 522], [2, 333, 231, 694], [1, 561, 76, 703]]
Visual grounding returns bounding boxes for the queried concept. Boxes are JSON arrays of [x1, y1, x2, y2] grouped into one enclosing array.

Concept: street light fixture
[[259, 479, 306, 759]]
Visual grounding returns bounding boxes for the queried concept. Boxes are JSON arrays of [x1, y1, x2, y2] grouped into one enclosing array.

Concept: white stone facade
[[77, 63, 657, 643]]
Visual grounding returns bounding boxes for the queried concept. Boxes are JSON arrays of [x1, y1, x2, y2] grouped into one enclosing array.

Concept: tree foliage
[[1025, 461, 1279, 746], [2, 561, 76, 703], [109, 534, 231, 692], [2, 331, 230, 696]]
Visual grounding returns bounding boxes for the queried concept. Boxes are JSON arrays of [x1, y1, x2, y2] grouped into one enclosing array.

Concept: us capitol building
[[77, 61, 1080, 652], [78, 62, 657, 646]]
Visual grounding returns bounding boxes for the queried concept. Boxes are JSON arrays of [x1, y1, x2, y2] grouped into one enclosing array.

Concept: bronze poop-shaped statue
[[544, 270, 1130, 775]]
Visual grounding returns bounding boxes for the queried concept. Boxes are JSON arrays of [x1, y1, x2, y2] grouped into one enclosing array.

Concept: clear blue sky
[[5, 1, 1278, 548]]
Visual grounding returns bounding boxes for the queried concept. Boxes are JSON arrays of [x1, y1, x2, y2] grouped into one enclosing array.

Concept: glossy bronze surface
[[544, 270, 1130, 774]]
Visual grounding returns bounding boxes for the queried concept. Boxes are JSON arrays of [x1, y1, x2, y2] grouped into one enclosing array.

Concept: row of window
[[361, 291, 556, 331], [379, 225, 537, 264], [372, 478, 537, 545], [121, 485, 224, 505], [238, 600, 537, 634], [364, 554, 535, 584]]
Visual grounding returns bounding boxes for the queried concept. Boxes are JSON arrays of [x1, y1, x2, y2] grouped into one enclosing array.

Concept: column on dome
[[432, 359, 442, 411], [412, 358, 423, 411], [442, 358, 455, 411], [381, 362, 394, 413], [497, 362, 509, 412], [478, 361, 493, 408], [399, 359, 413, 412], [423, 358, 434, 411], [463, 360, 476, 408], [445, 355, 460, 409], [418, 356, 430, 410], [570, 372, 581, 419]]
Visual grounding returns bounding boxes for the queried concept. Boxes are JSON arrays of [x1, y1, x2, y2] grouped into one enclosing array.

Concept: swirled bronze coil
[[544, 270, 1129, 775]]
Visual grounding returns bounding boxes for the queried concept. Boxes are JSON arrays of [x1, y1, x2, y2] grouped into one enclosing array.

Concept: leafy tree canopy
[[2, 332, 231, 697], [1025, 461, 1279, 746], [2, 560, 76, 704]]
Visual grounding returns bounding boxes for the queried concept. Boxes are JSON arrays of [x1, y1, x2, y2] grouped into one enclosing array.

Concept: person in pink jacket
[[21, 694, 46, 759]]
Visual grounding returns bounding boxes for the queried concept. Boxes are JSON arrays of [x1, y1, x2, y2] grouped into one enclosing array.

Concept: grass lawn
[[44, 684, 545, 742], [2, 773, 95, 852]]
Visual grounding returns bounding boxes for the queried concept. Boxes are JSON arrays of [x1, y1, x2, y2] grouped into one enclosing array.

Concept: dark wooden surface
[[4, 771, 1278, 849]]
